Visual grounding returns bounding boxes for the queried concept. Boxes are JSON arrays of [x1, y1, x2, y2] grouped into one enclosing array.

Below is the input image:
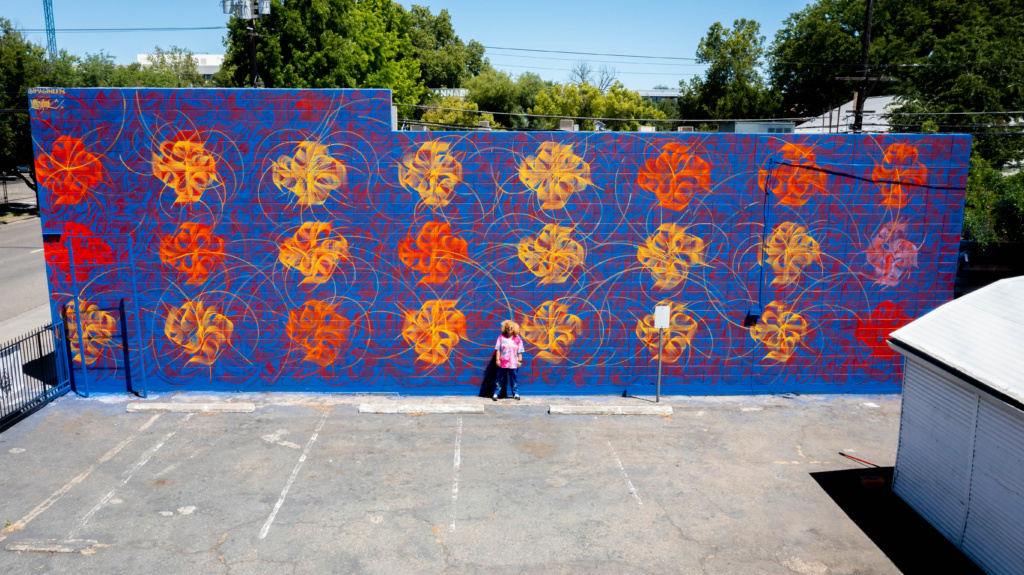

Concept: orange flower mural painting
[[279, 222, 350, 285], [865, 220, 919, 287], [635, 301, 699, 364], [518, 224, 586, 284], [520, 300, 582, 364], [636, 142, 711, 211], [398, 221, 468, 285], [401, 299, 467, 365], [764, 222, 821, 286], [749, 301, 808, 363], [637, 224, 706, 290], [158, 223, 225, 285], [35, 135, 107, 206], [272, 141, 347, 205], [65, 299, 118, 366], [286, 300, 352, 367], [152, 130, 219, 204], [758, 143, 828, 206], [872, 143, 926, 208], [398, 141, 463, 207], [518, 142, 592, 209], [164, 300, 234, 366]]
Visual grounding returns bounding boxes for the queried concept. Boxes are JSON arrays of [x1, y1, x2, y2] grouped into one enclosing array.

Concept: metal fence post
[[67, 235, 90, 397], [657, 329, 663, 403], [126, 236, 148, 398]]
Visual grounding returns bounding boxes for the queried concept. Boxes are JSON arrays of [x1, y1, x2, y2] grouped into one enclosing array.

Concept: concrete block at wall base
[[126, 403, 255, 413]]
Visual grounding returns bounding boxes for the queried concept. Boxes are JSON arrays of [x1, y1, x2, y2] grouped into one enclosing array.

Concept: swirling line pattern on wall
[[28, 88, 970, 394]]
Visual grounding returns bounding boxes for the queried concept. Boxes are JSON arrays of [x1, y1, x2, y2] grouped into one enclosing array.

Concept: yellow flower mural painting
[[518, 142, 592, 210], [65, 299, 118, 366], [165, 300, 234, 366], [520, 299, 582, 364], [279, 222, 350, 285], [401, 299, 467, 365], [518, 224, 586, 284], [637, 224, 706, 290], [763, 222, 821, 286], [635, 300, 699, 364], [272, 141, 347, 205], [749, 301, 808, 362], [398, 141, 463, 207], [152, 130, 219, 204]]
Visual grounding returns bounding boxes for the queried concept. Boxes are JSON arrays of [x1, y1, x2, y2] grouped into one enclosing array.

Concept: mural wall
[[28, 88, 970, 394]]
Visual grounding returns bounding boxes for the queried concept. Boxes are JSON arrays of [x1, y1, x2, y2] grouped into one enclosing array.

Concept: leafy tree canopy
[[531, 81, 665, 131], [464, 70, 551, 129], [222, 0, 424, 108], [406, 5, 488, 89], [420, 95, 496, 129], [679, 19, 778, 121]]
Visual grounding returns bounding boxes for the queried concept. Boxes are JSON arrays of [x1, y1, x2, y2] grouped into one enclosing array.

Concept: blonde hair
[[501, 319, 516, 335], [511, 322, 521, 337]]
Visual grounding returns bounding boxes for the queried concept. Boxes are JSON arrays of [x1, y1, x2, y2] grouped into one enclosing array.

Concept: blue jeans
[[495, 367, 518, 397]]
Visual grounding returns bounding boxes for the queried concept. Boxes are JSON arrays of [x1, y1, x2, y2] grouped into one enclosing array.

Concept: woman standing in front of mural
[[493, 320, 524, 401]]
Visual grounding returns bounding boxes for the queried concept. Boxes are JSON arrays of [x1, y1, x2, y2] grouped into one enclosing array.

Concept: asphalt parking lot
[[0, 393, 983, 574]]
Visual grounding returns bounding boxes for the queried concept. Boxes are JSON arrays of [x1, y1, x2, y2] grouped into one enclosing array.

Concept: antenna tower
[[43, 0, 57, 59]]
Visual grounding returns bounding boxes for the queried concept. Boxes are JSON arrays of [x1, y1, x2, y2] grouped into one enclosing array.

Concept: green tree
[[963, 157, 1024, 246], [531, 81, 665, 131], [465, 70, 550, 128], [679, 19, 778, 121], [420, 95, 496, 129], [405, 5, 487, 89], [222, 0, 424, 108]]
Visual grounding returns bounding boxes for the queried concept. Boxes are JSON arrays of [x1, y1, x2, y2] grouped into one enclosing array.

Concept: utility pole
[[852, 0, 874, 132], [222, 0, 269, 88]]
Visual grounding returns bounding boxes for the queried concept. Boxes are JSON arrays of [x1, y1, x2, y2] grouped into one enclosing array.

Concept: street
[[0, 217, 49, 329]]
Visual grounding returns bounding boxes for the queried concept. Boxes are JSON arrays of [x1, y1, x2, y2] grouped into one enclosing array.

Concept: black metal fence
[[0, 322, 71, 432]]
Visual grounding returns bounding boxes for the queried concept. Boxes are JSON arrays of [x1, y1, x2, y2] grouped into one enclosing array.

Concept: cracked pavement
[[0, 393, 920, 574]]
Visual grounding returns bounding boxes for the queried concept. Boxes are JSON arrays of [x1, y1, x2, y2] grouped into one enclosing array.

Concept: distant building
[[636, 89, 682, 103], [136, 54, 224, 80], [794, 95, 899, 133]]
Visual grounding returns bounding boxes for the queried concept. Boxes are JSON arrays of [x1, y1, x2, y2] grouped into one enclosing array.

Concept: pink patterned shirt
[[495, 335, 524, 369]]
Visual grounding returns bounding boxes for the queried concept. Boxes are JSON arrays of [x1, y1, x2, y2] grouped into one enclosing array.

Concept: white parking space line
[[449, 416, 463, 534], [29, 249, 43, 254], [0, 414, 161, 542], [259, 410, 329, 540], [607, 440, 643, 506], [68, 414, 193, 539]]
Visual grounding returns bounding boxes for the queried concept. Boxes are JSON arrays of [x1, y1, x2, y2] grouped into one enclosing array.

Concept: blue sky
[[4, 0, 812, 89]]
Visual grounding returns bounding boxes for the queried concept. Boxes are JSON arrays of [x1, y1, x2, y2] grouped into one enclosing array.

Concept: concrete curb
[[126, 403, 255, 414], [358, 404, 484, 414], [549, 405, 673, 416]]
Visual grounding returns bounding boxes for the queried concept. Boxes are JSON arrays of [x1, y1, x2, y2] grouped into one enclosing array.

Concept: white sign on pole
[[654, 305, 671, 329]]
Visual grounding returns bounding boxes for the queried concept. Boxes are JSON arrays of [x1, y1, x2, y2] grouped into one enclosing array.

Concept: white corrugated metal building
[[888, 276, 1024, 575]]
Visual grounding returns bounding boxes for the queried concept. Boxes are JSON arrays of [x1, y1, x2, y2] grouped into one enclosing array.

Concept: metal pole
[[853, 0, 874, 132], [247, 21, 258, 88], [126, 236, 148, 398], [67, 235, 90, 397], [656, 329, 663, 403]]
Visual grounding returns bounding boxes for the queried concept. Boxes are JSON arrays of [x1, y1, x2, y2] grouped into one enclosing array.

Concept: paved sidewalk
[[0, 393, 982, 574], [0, 305, 51, 344]]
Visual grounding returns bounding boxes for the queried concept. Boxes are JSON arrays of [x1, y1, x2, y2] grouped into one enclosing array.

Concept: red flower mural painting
[[865, 220, 919, 287], [636, 142, 711, 211], [398, 221, 468, 285], [286, 300, 352, 367], [872, 143, 926, 208], [159, 223, 225, 285], [44, 222, 117, 283], [401, 299, 467, 365], [855, 301, 910, 359], [35, 135, 107, 206], [758, 143, 829, 206]]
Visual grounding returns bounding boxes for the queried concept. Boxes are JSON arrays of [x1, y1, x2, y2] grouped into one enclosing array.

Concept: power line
[[489, 62, 700, 77], [21, 26, 227, 33]]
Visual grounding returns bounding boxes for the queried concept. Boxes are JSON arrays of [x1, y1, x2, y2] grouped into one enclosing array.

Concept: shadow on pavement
[[810, 467, 983, 575]]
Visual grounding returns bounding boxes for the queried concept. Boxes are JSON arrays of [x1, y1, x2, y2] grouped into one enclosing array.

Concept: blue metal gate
[[0, 321, 71, 432]]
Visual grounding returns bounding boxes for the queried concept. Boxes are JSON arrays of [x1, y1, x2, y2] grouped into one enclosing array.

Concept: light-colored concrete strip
[[126, 403, 255, 414], [358, 404, 484, 414], [5, 539, 98, 553], [549, 405, 673, 416]]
